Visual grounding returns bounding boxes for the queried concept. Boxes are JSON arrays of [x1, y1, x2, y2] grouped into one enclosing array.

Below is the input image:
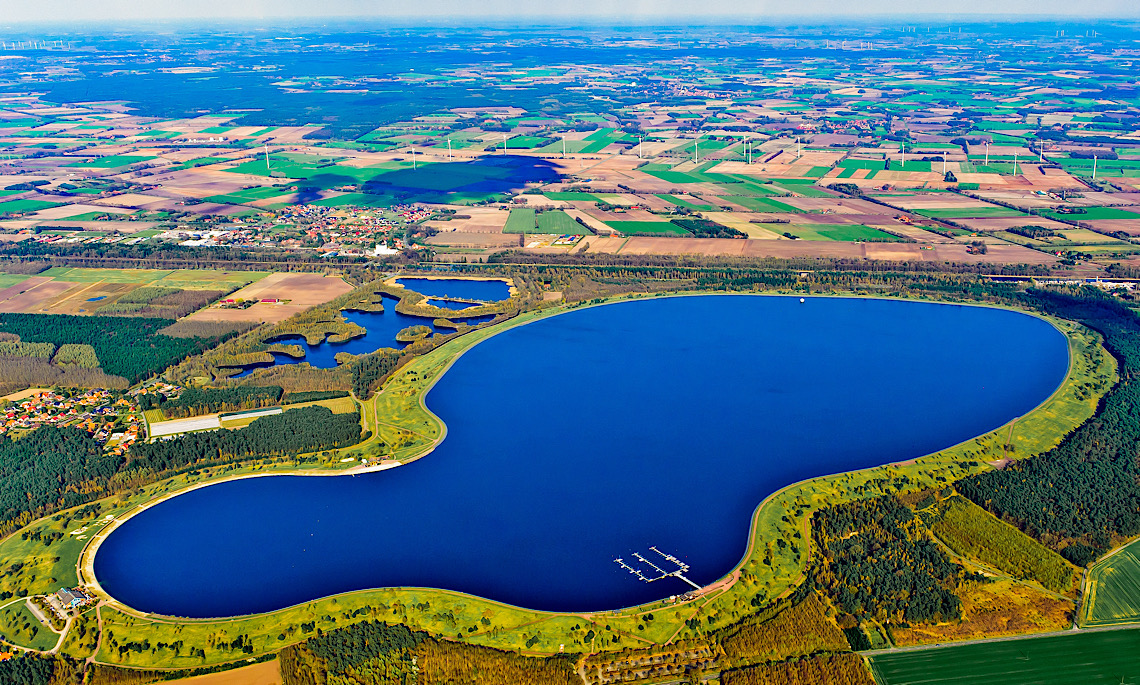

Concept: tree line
[[129, 406, 361, 473], [141, 385, 284, 418]]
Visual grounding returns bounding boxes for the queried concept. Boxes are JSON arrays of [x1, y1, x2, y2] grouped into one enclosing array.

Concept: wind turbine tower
[[264, 143, 270, 174]]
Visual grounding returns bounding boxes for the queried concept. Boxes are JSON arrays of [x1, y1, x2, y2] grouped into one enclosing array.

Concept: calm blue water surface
[[96, 296, 1069, 617], [227, 296, 493, 377], [395, 277, 510, 301]]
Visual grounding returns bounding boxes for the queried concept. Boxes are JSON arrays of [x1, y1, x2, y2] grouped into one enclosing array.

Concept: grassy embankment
[[0, 293, 1116, 667]]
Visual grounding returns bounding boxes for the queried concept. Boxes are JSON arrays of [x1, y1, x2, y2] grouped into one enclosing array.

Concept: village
[[0, 388, 142, 455]]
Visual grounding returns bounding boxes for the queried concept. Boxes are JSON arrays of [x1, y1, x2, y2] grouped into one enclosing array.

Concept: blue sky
[[3, 0, 1139, 21]]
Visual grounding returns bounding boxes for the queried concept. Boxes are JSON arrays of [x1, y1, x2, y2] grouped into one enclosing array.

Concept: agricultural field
[[870, 628, 1140, 685], [1083, 539, 1140, 627]]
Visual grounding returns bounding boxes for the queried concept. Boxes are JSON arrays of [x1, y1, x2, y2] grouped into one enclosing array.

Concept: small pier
[[614, 546, 701, 590]]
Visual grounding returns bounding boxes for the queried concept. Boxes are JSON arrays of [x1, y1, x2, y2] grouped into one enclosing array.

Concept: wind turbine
[[447, 138, 452, 160], [502, 133, 507, 155], [264, 143, 270, 174]]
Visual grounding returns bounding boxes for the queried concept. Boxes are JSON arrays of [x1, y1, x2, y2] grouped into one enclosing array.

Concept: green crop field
[[724, 195, 797, 212], [38, 266, 267, 289], [605, 220, 690, 236], [870, 628, 1140, 684], [1084, 540, 1140, 627], [1044, 207, 1140, 221], [656, 193, 716, 211], [66, 154, 156, 169], [0, 274, 30, 289], [503, 208, 537, 233], [915, 207, 1028, 219], [544, 192, 598, 202], [782, 224, 904, 242], [535, 210, 581, 234], [0, 198, 62, 214]]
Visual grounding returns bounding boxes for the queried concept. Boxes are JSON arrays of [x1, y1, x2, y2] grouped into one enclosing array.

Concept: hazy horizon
[[3, 0, 1140, 23]]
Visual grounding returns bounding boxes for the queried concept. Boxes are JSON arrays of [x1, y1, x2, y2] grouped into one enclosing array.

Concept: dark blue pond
[[95, 296, 1069, 617], [396, 277, 511, 302], [227, 295, 493, 378]]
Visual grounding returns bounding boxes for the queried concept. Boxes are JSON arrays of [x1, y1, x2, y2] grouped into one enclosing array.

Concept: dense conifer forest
[[960, 288, 1140, 564], [280, 619, 579, 685], [141, 385, 284, 418], [128, 406, 362, 472], [0, 426, 116, 536], [0, 314, 222, 383], [813, 496, 965, 625]]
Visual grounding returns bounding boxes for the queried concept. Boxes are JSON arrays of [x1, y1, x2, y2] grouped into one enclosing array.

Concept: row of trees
[[141, 385, 284, 418], [129, 406, 361, 473]]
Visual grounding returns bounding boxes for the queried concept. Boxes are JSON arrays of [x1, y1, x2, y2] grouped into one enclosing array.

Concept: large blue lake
[[95, 296, 1069, 617]]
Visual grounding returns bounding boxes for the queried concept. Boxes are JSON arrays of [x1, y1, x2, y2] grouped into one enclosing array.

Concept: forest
[[0, 653, 81, 685], [813, 495, 965, 625], [0, 425, 118, 537], [280, 619, 579, 685], [0, 314, 221, 383], [959, 288, 1140, 564], [128, 406, 362, 473], [351, 350, 404, 399], [140, 385, 284, 418], [0, 406, 360, 533], [720, 653, 874, 685]]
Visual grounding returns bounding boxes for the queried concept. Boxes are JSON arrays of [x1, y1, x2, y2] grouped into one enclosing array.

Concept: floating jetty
[[614, 546, 701, 590]]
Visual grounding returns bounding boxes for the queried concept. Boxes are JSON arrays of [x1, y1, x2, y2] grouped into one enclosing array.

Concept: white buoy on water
[[800, 298, 805, 303]]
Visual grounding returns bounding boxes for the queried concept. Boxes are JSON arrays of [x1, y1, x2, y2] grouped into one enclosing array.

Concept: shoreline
[[78, 291, 1091, 626]]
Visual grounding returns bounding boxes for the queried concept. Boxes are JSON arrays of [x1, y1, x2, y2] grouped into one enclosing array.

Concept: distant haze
[[3, 0, 1139, 22]]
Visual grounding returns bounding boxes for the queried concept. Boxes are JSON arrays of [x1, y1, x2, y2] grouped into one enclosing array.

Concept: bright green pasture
[[535, 210, 580, 234], [37, 267, 266, 290], [502, 208, 537, 233], [604, 220, 690, 236], [724, 195, 798, 212], [1044, 207, 1140, 221], [1085, 540, 1140, 627], [0, 199, 62, 214], [915, 207, 1028, 219], [655, 194, 716, 211], [543, 191, 598, 202], [782, 224, 905, 242], [870, 627, 1140, 685], [0, 274, 30, 289]]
